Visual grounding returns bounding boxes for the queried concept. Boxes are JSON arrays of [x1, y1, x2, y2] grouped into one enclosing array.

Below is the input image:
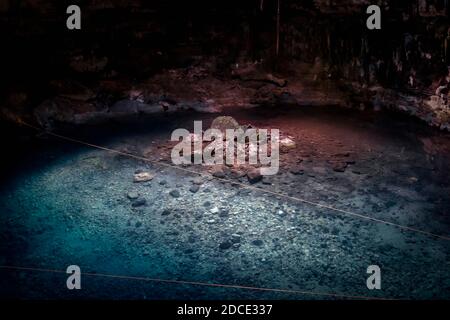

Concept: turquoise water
[[1, 110, 450, 299]]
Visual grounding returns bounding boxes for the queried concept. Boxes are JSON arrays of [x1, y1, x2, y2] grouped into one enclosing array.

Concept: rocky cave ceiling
[[0, 0, 449, 130]]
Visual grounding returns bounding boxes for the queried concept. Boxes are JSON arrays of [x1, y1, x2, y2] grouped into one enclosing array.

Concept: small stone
[[251, 239, 264, 246], [189, 185, 200, 193], [135, 221, 142, 228], [203, 201, 212, 207], [312, 166, 327, 175], [230, 169, 246, 179], [280, 137, 296, 152], [134, 172, 154, 183], [219, 208, 229, 217], [188, 235, 197, 243], [290, 165, 304, 175], [231, 234, 241, 243], [210, 207, 220, 214], [161, 209, 171, 216], [219, 241, 232, 250], [127, 192, 139, 200], [192, 177, 204, 185], [277, 210, 287, 217], [247, 168, 262, 184], [333, 152, 350, 157], [131, 198, 147, 207], [330, 161, 347, 172], [212, 168, 225, 178], [169, 189, 181, 198], [159, 180, 167, 185], [210, 116, 240, 133], [351, 167, 369, 175], [408, 176, 418, 183]]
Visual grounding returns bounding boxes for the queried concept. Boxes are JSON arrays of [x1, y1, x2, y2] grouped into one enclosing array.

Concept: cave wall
[[0, 0, 449, 129]]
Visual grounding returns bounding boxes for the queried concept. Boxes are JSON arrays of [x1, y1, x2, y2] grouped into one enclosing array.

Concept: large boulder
[[210, 116, 240, 132]]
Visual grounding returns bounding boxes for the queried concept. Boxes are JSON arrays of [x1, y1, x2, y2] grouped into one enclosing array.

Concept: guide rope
[[0, 265, 396, 300]]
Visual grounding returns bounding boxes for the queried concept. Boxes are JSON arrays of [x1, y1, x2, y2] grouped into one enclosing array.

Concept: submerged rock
[[169, 189, 181, 198], [189, 185, 200, 193], [131, 198, 147, 207], [247, 168, 262, 184], [231, 234, 241, 243], [127, 191, 139, 200], [289, 165, 305, 175], [210, 207, 220, 214], [210, 116, 240, 132], [330, 161, 348, 172], [251, 239, 264, 246], [133, 172, 154, 183], [219, 208, 229, 217], [219, 241, 232, 250], [280, 137, 296, 151], [212, 168, 226, 178], [192, 177, 204, 185], [161, 209, 171, 216]]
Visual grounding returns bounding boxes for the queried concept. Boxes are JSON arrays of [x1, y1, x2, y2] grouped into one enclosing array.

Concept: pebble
[[131, 198, 147, 207], [203, 201, 212, 207], [277, 210, 287, 217], [280, 137, 296, 150], [251, 239, 264, 246], [231, 234, 241, 243], [330, 161, 347, 172], [290, 165, 304, 175], [133, 171, 154, 183], [212, 168, 225, 178], [210, 207, 220, 214], [169, 190, 181, 198], [161, 209, 171, 216], [219, 208, 229, 217], [247, 168, 262, 184], [189, 185, 200, 193], [192, 177, 204, 185], [127, 192, 139, 200], [219, 241, 232, 250], [230, 169, 246, 179]]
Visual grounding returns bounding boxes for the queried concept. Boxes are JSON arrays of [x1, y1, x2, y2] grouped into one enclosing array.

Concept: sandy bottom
[[1, 106, 450, 299]]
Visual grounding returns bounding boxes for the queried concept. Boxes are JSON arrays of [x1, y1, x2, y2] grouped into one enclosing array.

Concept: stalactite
[[260, 0, 264, 11], [276, 0, 280, 57]]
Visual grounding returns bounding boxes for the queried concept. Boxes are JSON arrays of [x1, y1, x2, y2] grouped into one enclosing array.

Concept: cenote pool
[[1, 107, 450, 299]]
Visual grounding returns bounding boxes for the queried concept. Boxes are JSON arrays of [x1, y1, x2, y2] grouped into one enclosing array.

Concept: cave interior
[[0, 0, 450, 300]]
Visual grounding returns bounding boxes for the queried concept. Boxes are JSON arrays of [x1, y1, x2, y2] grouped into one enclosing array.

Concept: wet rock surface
[[2, 1, 449, 131]]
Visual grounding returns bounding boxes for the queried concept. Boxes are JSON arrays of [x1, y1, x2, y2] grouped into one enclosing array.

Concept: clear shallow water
[[1, 108, 450, 299]]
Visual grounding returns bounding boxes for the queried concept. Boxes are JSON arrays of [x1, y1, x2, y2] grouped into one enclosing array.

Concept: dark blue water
[[1, 109, 450, 300]]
